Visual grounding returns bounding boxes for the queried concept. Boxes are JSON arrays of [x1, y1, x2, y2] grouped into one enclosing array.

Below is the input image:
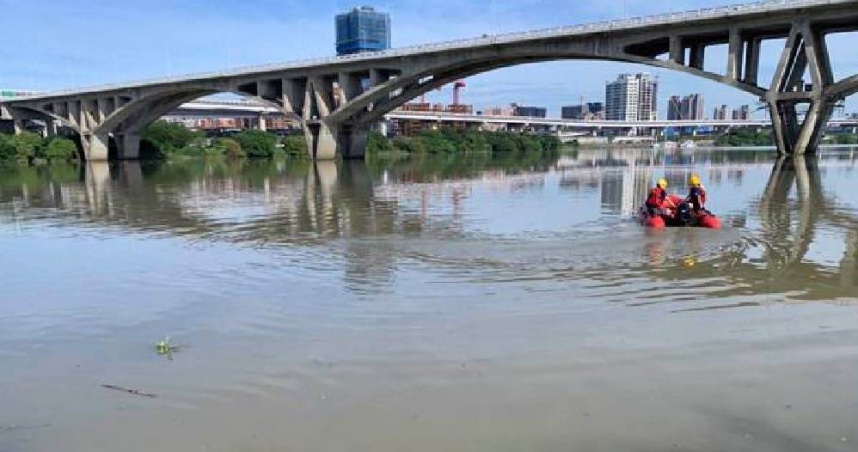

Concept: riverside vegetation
[[140, 121, 307, 160], [714, 129, 858, 147], [0, 132, 79, 164], [366, 128, 562, 157]]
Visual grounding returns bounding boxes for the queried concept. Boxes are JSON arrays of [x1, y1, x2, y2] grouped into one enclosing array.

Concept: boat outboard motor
[[677, 202, 693, 226]]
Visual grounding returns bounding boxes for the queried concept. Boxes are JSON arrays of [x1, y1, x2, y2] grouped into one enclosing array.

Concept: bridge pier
[[305, 122, 338, 160], [44, 120, 57, 138], [338, 125, 368, 160], [81, 133, 110, 161], [304, 121, 368, 160], [766, 21, 838, 155], [115, 133, 140, 160]]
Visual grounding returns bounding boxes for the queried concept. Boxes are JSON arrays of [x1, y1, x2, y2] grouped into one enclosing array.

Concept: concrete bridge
[[2, 0, 858, 160]]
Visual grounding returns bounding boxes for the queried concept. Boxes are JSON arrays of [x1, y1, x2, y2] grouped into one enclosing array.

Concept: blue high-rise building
[[336, 6, 391, 56]]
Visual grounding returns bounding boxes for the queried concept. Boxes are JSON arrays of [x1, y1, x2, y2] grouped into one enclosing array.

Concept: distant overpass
[[166, 99, 858, 132]]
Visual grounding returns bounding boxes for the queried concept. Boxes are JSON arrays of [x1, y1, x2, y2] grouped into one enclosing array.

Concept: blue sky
[[1, 0, 855, 117]]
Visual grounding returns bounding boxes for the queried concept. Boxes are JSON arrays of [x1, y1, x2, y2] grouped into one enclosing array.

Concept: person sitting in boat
[[645, 178, 670, 216], [687, 174, 707, 213]]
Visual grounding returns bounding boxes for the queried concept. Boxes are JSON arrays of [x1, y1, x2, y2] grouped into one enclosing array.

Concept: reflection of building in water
[[557, 148, 655, 215], [600, 166, 652, 215]]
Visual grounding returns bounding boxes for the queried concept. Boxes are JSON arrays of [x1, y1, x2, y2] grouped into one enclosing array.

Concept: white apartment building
[[605, 74, 658, 122]]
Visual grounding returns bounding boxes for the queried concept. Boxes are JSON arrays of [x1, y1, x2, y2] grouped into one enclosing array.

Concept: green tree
[[216, 137, 244, 158], [417, 130, 458, 153], [281, 135, 307, 158], [11, 132, 45, 163], [392, 136, 424, 153], [833, 134, 858, 145], [235, 130, 277, 158], [367, 131, 393, 153], [42, 137, 79, 161], [0, 134, 16, 161], [141, 120, 202, 155]]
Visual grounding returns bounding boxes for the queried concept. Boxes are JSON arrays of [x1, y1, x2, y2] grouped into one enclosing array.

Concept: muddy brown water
[[1, 148, 856, 452]]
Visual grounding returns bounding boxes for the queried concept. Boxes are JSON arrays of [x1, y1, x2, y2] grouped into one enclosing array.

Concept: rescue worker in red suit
[[646, 178, 670, 216]]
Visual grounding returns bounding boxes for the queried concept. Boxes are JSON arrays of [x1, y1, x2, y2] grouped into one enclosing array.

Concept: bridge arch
[[328, 48, 768, 127]]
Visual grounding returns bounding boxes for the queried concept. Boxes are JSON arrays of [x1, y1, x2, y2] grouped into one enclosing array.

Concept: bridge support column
[[304, 122, 369, 160], [12, 117, 24, 135], [115, 133, 140, 160], [727, 28, 744, 81], [45, 120, 57, 138], [81, 133, 109, 161], [689, 43, 705, 70], [744, 37, 762, 85], [766, 20, 837, 155], [338, 125, 368, 160], [305, 122, 338, 160]]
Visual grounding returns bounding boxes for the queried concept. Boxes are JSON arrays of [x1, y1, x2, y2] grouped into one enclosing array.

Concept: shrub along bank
[[714, 130, 773, 147], [140, 121, 307, 160], [0, 132, 80, 164], [366, 129, 562, 157]]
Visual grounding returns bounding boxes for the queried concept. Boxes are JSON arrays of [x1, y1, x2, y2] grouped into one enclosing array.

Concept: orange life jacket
[[646, 187, 666, 208]]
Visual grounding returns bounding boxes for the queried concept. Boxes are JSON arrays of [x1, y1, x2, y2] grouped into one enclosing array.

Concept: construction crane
[[452, 81, 466, 105]]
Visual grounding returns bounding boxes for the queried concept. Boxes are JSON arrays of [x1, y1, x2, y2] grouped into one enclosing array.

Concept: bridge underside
[[3, 3, 858, 160]]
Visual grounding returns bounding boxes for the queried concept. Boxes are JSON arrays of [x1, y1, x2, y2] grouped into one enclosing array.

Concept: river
[[1, 148, 856, 452]]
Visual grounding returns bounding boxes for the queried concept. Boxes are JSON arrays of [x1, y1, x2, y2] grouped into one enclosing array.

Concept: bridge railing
[[9, 0, 846, 101]]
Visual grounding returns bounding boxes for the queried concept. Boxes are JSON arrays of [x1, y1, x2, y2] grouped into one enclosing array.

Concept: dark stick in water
[[100, 384, 157, 398]]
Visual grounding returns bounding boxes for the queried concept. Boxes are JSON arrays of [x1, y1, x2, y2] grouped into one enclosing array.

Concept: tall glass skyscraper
[[336, 6, 391, 56]]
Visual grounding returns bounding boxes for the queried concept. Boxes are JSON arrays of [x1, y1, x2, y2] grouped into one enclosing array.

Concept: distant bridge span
[[167, 100, 858, 132], [2, 0, 858, 160]]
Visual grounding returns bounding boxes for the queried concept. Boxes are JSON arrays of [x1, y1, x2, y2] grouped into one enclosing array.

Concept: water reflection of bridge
[[0, 151, 855, 299], [638, 154, 858, 301]]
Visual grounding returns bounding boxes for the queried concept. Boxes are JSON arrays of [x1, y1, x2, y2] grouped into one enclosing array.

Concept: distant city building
[[667, 96, 682, 120], [400, 102, 473, 115], [667, 94, 704, 120], [563, 103, 605, 120], [587, 102, 605, 119], [512, 103, 547, 118], [484, 106, 515, 117], [605, 74, 657, 121], [336, 6, 391, 56], [713, 105, 729, 120], [683, 94, 705, 120], [732, 104, 751, 120], [165, 115, 298, 131], [562, 105, 586, 120]]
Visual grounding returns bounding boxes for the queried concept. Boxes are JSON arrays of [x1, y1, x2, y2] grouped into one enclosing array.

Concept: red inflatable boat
[[639, 195, 722, 230]]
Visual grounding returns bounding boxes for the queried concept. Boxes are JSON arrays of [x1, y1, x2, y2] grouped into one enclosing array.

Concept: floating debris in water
[[100, 384, 157, 398], [0, 423, 51, 433], [155, 336, 181, 360]]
